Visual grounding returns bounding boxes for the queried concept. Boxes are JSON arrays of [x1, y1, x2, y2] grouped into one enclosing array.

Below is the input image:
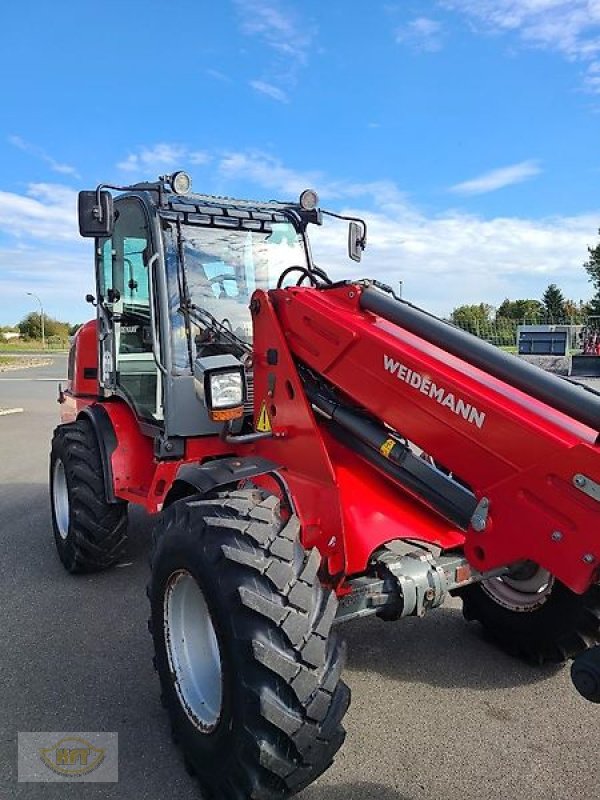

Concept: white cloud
[[218, 151, 321, 197], [443, 0, 600, 58], [1, 167, 598, 324], [249, 80, 289, 103], [117, 143, 187, 173], [584, 59, 600, 91], [449, 160, 542, 194], [0, 183, 78, 241], [234, 1, 316, 102], [117, 144, 211, 175], [234, 1, 314, 65], [189, 151, 211, 166], [309, 205, 598, 315], [0, 184, 98, 323], [8, 135, 80, 178], [216, 152, 597, 314], [206, 68, 231, 82], [443, 1, 600, 90], [0, 243, 91, 322], [217, 150, 408, 207], [396, 17, 444, 52]]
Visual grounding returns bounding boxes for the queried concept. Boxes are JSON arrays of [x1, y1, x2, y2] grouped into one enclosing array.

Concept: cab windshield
[[165, 219, 308, 372]]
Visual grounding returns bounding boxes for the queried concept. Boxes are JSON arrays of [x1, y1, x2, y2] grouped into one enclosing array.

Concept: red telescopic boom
[[253, 282, 600, 596]]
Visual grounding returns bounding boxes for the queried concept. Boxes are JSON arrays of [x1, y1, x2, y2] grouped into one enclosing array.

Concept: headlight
[[209, 370, 244, 409], [193, 354, 246, 422]]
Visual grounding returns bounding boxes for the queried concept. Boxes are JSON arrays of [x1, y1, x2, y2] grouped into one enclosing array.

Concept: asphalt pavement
[[1, 357, 599, 800]]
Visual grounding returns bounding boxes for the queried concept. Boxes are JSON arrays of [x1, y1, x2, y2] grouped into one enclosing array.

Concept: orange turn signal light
[[210, 406, 244, 422]]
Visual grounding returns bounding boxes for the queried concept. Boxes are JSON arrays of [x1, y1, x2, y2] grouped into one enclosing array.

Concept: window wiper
[[178, 302, 252, 359]]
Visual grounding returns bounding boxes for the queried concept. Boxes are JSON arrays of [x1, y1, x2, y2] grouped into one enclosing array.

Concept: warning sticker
[[256, 401, 272, 433], [379, 438, 396, 458]]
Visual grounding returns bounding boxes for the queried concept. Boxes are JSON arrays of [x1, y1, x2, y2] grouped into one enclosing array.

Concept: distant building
[[0, 331, 21, 341]]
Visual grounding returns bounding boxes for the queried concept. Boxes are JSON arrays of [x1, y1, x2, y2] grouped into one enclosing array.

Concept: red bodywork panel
[[250, 286, 600, 595], [62, 285, 600, 596], [60, 320, 98, 423], [66, 320, 100, 401], [249, 289, 465, 581], [60, 320, 235, 514]]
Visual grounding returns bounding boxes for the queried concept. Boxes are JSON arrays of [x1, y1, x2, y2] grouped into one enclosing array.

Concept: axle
[[335, 540, 505, 624]]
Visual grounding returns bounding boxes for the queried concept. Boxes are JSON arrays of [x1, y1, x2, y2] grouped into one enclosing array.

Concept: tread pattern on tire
[[50, 419, 127, 572], [460, 579, 600, 664], [150, 490, 350, 800]]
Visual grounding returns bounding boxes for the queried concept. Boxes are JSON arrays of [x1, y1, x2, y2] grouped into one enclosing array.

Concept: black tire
[[148, 489, 350, 800], [50, 419, 128, 573], [460, 575, 600, 664], [571, 645, 600, 703]]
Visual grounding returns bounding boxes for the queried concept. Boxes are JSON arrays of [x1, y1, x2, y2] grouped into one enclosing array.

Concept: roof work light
[[170, 171, 192, 195], [299, 189, 319, 211]]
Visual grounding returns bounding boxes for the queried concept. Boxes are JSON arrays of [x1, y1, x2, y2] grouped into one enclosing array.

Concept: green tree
[[18, 312, 43, 339], [18, 312, 70, 341], [451, 303, 493, 327], [564, 299, 591, 323], [497, 298, 544, 321], [584, 230, 600, 315], [542, 283, 565, 322], [450, 303, 495, 342]]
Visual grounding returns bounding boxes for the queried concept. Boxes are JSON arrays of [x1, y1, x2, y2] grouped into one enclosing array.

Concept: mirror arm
[[94, 186, 106, 223], [93, 184, 120, 223], [321, 209, 368, 244], [92, 181, 149, 224]]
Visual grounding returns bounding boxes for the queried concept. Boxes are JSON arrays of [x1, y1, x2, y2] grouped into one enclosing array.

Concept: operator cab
[[78, 173, 366, 443]]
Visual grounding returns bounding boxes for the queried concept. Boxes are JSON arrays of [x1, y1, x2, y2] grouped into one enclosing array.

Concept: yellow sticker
[[256, 401, 272, 433], [379, 438, 396, 458]]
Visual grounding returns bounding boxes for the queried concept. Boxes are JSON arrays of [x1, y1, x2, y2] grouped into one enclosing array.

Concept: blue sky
[[2, 1, 600, 324]]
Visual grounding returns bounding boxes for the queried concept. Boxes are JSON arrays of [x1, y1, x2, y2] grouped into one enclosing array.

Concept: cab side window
[[112, 200, 152, 355], [99, 198, 161, 420]]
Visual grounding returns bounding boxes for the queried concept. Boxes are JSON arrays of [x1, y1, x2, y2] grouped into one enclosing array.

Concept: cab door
[[96, 197, 163, 422]]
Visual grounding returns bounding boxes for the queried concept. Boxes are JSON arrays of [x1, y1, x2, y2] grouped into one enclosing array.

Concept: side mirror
[[78, 190, 114, 237], [348, 221, 366, 262]]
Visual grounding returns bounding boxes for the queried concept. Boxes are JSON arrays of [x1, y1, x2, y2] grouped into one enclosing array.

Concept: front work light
[[299, 188, 319, 211], [209, 371, 244, 409], [171, 171, 192, 195], [193, 354, 246, 421]]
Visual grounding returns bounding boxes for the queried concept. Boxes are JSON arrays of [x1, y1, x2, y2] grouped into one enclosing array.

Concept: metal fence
[[450, 318, 586, 350]]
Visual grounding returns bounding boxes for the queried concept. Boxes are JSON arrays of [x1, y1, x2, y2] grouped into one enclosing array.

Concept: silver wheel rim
[[482, 562, 555, 612], [164, 570, 223, 732], [53, 459, 70, 541]]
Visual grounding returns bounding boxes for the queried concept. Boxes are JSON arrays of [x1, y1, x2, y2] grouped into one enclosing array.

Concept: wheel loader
[[51, 171, 600, 798]]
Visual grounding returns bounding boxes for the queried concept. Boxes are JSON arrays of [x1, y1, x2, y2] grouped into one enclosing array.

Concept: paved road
[[1, 357, 599, 800]]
